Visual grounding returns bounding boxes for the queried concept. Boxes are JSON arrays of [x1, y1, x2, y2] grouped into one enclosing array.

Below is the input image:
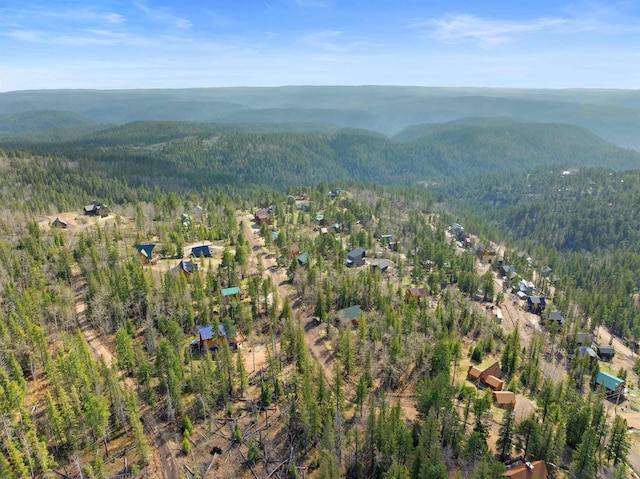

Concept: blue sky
[[1, 0, 640, 91]]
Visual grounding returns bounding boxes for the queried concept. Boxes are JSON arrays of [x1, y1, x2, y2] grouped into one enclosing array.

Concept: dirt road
[[74, 278, 178, 479], [239, 213, 336, 385]]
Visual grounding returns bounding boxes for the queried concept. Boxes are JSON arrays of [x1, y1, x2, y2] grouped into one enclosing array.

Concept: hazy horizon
[[2, 0, 640, 92]]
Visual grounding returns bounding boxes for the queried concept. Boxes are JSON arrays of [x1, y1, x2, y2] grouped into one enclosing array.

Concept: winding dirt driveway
[[74, 277, 178, 479]]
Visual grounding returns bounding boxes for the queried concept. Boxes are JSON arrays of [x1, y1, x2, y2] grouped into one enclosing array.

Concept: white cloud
[[412, 12, 639, 46], [133, 1, 192, 29]]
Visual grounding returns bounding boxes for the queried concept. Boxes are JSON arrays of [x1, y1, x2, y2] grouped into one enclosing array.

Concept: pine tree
[[496, 403, 515, 460], [607, 415, 630, 466]]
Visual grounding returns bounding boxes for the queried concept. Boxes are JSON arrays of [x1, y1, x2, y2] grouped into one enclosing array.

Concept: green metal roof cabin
[[594, 371, 625, 399]]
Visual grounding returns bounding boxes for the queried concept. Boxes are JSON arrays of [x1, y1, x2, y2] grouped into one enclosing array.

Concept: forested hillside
[[4, 119, 639, 194], [0, 144, 637, 479]]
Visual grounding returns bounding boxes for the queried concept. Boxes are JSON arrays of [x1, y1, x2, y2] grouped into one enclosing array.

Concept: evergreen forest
[[1, 87, 640, 479]]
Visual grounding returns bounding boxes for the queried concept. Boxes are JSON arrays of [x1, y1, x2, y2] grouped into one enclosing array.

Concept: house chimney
[[525, 461, 534, 471]]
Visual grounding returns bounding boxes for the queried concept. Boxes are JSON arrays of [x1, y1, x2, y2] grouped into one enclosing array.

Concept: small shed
[[336, 305, 361, 327], [493, 391, 516, 408], [347, 247, 366, 267], [191, 245, 212, 258], [52, 217, 68, 228]]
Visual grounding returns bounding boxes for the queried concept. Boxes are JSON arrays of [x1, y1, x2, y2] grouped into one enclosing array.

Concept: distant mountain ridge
[[8, 118, 637, 192], [0, 110, 103, 141], [2, 86, 640, 149]]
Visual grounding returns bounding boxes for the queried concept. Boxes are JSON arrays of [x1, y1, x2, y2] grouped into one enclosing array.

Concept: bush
[[471, 343, 483, 363]]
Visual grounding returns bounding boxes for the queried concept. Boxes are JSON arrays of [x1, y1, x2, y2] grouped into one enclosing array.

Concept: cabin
[[579, 346, 598, 364], [467, 366, 483, 382], [347, 247, 366, 268], [177, 259, 197, 277], [405, 288, 429, 303], [594, 344, 615, 361], [526, 296, 546, 314], [547, 311, 564, 326], [503, 460, 548, 479], [572, 332, 590, 347], [83, 201, 110, 217], [336, 305, 361, 327], [493, 391, 516, 408], [467, 361, 503, 388], [297, 252, 309, 267], [136, 244, 158, 264], [370, 259, 390, 273], [191, 245, 212, 258], [481, 361, 502, 382], [518, 280, 534, 296], [289, 243, 301, 258], [316, 214, 325, 224], [594, 371, 625, 400], [197, 324, 245, 352], [254, 209, 272, 225], [484, 375, 504, 391], [380, 234, 393, 244], [192, 204, 203, 215], [52, 217, 68, 228], [478, 247, 497, 263]]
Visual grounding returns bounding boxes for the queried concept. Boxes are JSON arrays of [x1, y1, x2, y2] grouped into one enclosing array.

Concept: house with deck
[[336, 305, 361, 327], [254, 209, 272, 225], [83, 201, 110, 217], [347, 247, 366, 268], [176, 259, 198, 278], [526, 296, 546, 314], [467, 361, 503, 390], [405, 288, 429, 303], [594, 371, 625, 401], [594, 344, 615, 361], [197, 324, 244, 352], [136, 244, 158, 264]]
